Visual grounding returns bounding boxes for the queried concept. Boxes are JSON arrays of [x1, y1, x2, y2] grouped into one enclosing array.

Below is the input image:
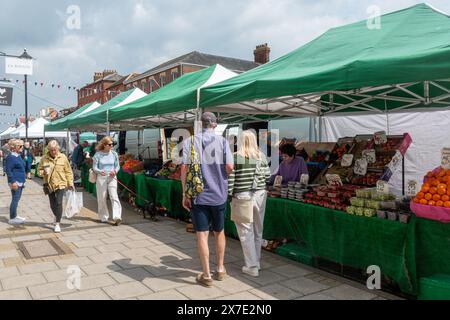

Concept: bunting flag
[[9, 78, 78, 90]]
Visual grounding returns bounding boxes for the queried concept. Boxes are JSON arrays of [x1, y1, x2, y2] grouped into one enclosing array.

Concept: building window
[[133, 82, 138, 88], [160, 75, 166, 87], [172, 71, 179, 81], [141, 80, 147, 92], [149, 80, 154, 93]]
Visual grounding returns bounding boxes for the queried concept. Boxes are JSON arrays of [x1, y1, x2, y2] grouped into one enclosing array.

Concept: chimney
[[93, 72, 103, 82], [254, 43, 271, 64], [103, 69, 117, 77]]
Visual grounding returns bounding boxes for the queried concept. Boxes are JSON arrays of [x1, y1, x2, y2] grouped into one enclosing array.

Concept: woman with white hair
[[5, 139, 27, 225], [228, 130, 271, 277], [38, 140, 74, 233]]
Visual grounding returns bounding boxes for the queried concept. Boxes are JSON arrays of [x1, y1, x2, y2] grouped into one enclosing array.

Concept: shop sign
[[0, 86, 13, 106]]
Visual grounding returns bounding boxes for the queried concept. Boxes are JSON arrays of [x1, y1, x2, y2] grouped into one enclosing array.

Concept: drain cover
[[17, 238, 72, 259]]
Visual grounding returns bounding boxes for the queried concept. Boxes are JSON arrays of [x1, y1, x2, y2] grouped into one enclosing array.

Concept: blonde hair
[[47, 140, 60, 151], [97, 137, 113, 152], [9, 139, 24, 151], [237, 130, 262, 160]]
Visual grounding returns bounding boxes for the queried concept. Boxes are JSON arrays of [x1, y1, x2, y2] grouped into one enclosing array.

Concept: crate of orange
[[411, 167, 450, 223]]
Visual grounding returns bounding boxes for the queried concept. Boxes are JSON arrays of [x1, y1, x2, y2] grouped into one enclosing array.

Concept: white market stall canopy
[[0, 126, 17, 140], [11, 118, 67, 139]]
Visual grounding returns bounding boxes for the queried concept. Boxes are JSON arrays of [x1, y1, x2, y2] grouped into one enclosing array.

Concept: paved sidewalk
[[0, 175, 398, 300]]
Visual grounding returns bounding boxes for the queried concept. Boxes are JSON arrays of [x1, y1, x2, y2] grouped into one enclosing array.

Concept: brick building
[[123, 44, 270, 94], [77, 70, 123, 107], [76, 44, 270, 107]]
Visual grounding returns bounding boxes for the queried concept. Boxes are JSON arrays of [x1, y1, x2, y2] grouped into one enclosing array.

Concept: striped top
[[228, 154, 271, 196]]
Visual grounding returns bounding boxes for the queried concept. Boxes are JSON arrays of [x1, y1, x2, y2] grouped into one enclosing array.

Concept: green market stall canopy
[[200, 3, 450, 119], [45, 101, 101, 132], [64, 88, 147, 131], [107, 64, 237, 129]]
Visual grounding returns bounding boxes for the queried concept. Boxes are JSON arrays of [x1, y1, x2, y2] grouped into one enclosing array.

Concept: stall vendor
[[269, 143, 309, 185]]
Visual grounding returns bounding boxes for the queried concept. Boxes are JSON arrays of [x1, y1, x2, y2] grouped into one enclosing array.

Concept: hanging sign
[[374, 131, 387, 145], [362, 149, 376, 164], [341, 154, 354, 167], [354, 158, 368, 176], [441, 148, 450, 170], [5, 57, 33, 75], [0, 86, 13, 106]]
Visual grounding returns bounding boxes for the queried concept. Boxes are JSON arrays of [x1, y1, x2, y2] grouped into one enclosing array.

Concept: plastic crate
[[419, 274, 450, 300], [275, 243, 313, 266]]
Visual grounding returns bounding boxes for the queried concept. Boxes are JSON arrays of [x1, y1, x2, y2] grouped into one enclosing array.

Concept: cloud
[[1, 0, 450, 131]]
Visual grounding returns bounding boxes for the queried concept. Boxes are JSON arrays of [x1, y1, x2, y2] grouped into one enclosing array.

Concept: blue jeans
[[10, 187, 23, 219]]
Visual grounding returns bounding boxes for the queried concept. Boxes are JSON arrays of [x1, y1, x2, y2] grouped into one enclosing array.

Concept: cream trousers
[[96, 175, 122, 221]]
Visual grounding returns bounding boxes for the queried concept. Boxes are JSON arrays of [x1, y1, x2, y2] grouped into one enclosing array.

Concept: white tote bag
[[231, 196, 254, 224], [64, 190, 83, 218]]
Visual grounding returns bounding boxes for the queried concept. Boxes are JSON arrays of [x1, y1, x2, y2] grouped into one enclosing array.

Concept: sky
[[1, 0, 450, 131]]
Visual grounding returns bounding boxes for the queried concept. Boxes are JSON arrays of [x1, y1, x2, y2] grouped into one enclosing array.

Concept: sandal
[[213, 269, 227, 281], [196, 273, 213, 288]]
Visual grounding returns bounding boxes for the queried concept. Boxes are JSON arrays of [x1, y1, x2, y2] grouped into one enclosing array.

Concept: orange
[[438, 188, 447, 196], [426, 171, 434, 178], [428, 200, 436, 206], [444, 201, 450, 208], [422, 186, 430, 193], [420, 199, 428, 205], [438, 170, 446, 177], [431, 179, 440, 187], [447, 188, 450, 196], [437, 201, 444, 207], [441, 176, 449, 183], [425, 193, 433, 201], [433, 194, 441, 202], [417, 192, 425, 200], [423, 182, 431, 189], [430, 187, 438, 195], [442, 195, 450, 202], [438, 183, 447, 190]]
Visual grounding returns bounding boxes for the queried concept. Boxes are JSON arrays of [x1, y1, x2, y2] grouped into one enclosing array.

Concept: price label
[[341, 154, 354, 167], [326, 174, 343, 187], [387, 150, 402, 173], [377, 180, 390, 194], [300, 174, 309, 186], [374, 131, 387, 145], [274, 175, 283, 187], [362, 149, 376, 164], [354, 158, 368, 176], [441, 148, 450, 170], [406, 180, 418, 197]]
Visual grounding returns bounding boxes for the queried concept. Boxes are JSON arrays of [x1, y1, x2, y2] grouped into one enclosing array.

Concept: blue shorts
[[191, 202, 227, 232]]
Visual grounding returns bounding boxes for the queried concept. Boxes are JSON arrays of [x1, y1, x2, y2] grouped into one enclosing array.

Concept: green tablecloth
[[117, 170, 136, 197], [80, 165, 450, 297], [134, 174, 189, 219], [261, 198, 416, 295]]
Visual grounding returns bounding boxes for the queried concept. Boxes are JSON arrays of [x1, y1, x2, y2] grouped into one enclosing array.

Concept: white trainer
[[8, 218, 25, 225], [54, 224, 61, 233], [16, 216, 26, 221], [242, 266, 259, 277]]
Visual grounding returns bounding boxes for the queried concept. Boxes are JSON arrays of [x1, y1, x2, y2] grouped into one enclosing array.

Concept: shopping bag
[[88, 169, 97, 184], [230, 195, 254, 224], [64, 190, 83, 218]]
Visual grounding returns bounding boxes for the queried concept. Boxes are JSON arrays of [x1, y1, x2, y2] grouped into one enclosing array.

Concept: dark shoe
[[114, 218, 122, 226], [196, 273, 213, 288], [213, 269, 227, 281]]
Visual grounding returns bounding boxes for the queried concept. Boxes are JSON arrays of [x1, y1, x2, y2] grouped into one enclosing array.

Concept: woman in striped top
[[228, 130, 271, 277]]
